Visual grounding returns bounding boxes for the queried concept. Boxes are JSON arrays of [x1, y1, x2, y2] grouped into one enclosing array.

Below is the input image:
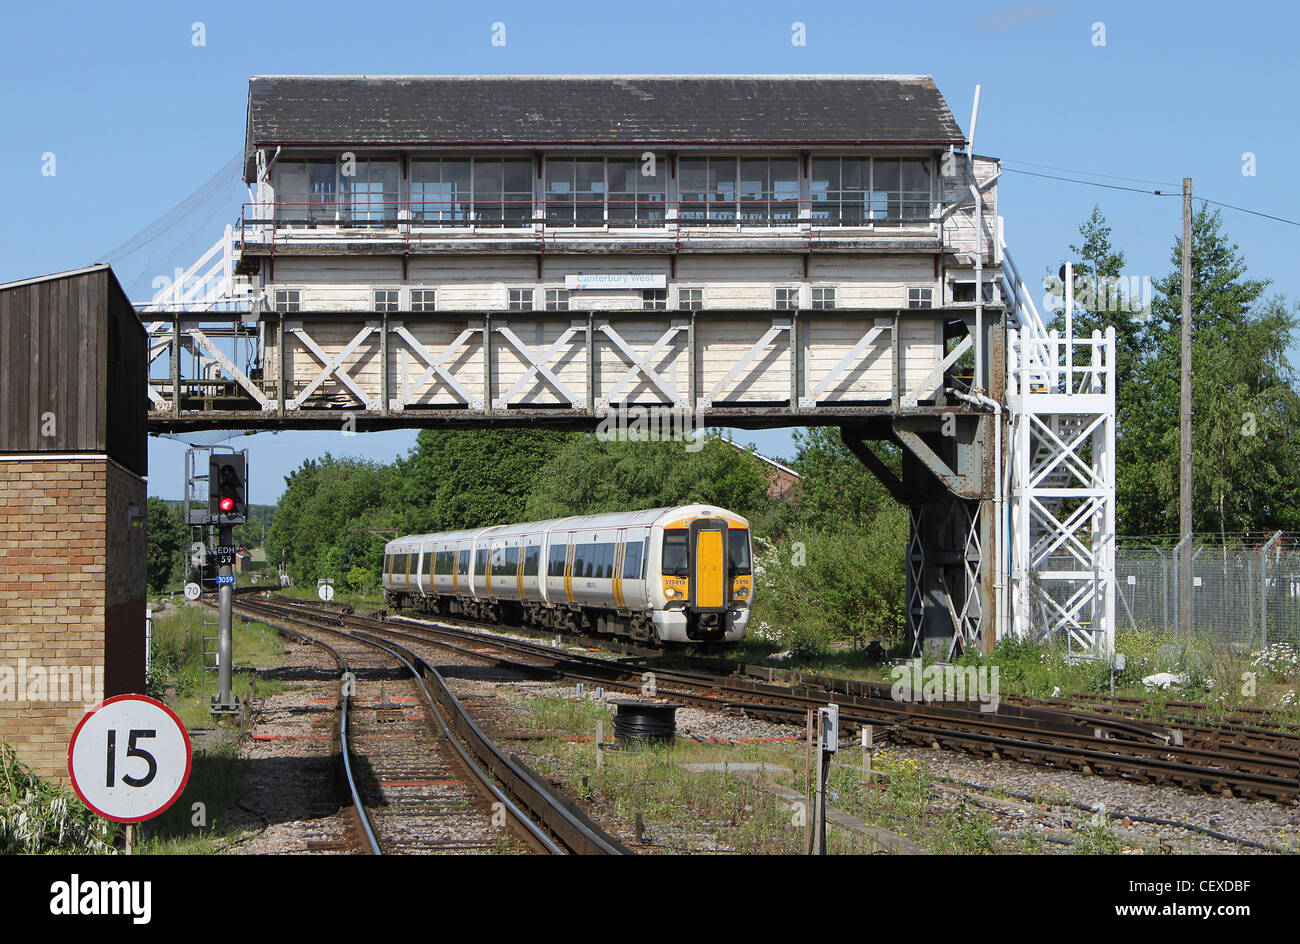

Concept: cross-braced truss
[[1006, 325, 1117, 657]]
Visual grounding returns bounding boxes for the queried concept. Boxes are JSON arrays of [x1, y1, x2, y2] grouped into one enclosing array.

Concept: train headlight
[[665, 587, 681, 599]]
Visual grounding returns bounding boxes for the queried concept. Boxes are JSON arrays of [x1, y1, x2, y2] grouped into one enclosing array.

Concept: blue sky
[[2, 0, 1295, 502]]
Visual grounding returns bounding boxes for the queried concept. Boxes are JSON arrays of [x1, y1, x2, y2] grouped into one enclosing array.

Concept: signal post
[[185, 448, 248, 713]]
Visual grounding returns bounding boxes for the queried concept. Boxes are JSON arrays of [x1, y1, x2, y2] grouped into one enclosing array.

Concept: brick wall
[[0, 456, 147, 781]]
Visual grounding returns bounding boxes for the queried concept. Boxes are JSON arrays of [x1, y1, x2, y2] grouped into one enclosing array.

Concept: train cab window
[[622, 540, 643, 580], [524, 545, 540, 577], [547, 544, 567, 578], [728, 529, 752, 574], [662, 531, 688, 577]]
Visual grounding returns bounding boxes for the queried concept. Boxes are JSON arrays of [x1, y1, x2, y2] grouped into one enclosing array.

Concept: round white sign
[[68, 695, 192, 823], [184, 582, 202, 601], [318, 583, 335, 602]]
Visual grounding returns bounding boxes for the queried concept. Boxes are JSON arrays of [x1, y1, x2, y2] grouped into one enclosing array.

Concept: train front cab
[[654, 512, 751, 644]]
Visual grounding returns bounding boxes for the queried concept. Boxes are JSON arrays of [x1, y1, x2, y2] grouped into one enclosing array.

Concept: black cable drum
[[610, 699, 681, 746]]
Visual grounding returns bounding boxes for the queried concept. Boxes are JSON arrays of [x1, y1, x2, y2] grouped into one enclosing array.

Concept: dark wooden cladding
[[0, 265, 147, 476]]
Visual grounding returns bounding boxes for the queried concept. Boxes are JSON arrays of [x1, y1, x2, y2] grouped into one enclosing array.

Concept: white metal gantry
[[1000, 238, 1117, 657]]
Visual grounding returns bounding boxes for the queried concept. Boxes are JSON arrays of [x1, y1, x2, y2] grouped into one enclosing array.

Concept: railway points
[[210, 593, 1299, 854]]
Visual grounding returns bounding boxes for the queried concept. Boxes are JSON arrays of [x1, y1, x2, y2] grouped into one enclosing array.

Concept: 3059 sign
[[68, 695, 192, 823]]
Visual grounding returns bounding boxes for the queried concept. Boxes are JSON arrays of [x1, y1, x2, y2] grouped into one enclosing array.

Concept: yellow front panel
[[695, 530, 725, 609], [731, 574, 752, 601]]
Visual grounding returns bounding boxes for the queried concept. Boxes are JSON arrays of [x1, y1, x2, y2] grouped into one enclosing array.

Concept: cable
[[1002, 158, 1180, 189], [1002, 164, 1300, 227], [1003, 166, 1174, 196], [1195, 196, 1300, 228]]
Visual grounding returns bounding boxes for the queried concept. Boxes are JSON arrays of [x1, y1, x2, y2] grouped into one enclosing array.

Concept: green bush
[[750, 508, 907, 650], [0, 744, 116, 854]]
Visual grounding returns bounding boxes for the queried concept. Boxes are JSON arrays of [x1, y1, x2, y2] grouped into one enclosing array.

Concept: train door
[[688, 518, 728, 613], [620, 530, 648, 610], [612, 529, 627, 608]]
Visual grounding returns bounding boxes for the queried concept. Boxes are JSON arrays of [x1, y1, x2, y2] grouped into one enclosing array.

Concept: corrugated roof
[[244, 74, 966, 178]]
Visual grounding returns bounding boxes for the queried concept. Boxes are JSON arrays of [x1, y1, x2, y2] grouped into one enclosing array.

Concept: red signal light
[[219, 497, 235, 512]]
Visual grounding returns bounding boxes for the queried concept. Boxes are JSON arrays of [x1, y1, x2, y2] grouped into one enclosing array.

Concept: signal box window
[[678, 288, 703, 310], [908, 287, 933, 309], [508, 288, 534, 311], [545, 289, 570, 311], [273, 289, 301, 312], [811, 287, 836, 310], [374, 289, 399, 312], [642, 289, 667, 310], [775, 287, 799, 310], [411, 289, 436, 312]]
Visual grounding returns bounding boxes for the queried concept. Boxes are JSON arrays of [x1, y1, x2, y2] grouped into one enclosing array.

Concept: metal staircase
[[1000, 236, 1117, 657]]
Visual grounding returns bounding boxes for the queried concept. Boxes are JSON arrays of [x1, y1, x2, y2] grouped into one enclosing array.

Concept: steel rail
[[235, 598, 628, 855], [203, 592, 384, 854], [254, 596, 1300, 800]]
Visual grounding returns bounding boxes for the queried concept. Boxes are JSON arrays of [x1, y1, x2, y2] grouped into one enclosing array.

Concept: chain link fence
[[1116, 533, 1300, 647]]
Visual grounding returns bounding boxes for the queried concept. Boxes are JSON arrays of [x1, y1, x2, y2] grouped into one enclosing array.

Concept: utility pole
[[1179, 178, 1193, 638]]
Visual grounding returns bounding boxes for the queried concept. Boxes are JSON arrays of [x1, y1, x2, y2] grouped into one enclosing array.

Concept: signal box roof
[[244, 74, 967, 179]]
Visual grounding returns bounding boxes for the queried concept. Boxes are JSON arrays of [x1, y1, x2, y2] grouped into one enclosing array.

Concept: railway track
[[249, 595, 1300, 803], [232, 594, 629, 855]]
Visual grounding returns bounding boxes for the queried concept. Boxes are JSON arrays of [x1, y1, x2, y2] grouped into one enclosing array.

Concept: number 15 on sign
[[68, 694, 192, 823]]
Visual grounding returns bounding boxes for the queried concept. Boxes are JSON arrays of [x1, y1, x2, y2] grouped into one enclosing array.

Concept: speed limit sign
[[68, 694, 192, 823]]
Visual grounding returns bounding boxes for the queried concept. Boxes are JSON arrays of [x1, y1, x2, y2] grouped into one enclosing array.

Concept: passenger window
[[622, 540, 643, 579], [548, 544, 567, 577]]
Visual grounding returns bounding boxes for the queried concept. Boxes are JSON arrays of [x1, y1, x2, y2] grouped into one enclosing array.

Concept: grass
[[148, 602, 288, 731], [137, 739, 255, 854], [132, 603, 295, 853], [510, 694, 1012, 854]]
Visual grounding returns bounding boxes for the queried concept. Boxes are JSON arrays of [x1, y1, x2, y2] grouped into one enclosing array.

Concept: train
[[381, 504, 753, 645]]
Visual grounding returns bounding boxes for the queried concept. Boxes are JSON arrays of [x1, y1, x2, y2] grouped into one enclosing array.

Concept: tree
[[393, 429, 577, 534], [1120, 204, 1300, 535], [145, 497, 187, 592], [524, 433, 771, 521], [785, 427, 900, 534], [265, 455, 397, 587]]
